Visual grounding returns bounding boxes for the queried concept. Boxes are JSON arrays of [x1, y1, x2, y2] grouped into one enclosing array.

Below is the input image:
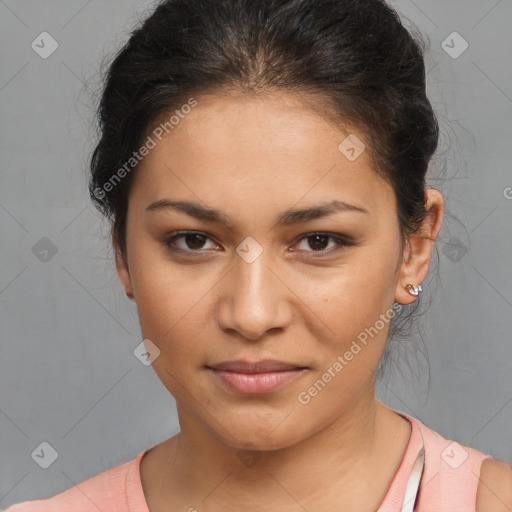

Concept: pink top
[[4, 410, 491, 512]]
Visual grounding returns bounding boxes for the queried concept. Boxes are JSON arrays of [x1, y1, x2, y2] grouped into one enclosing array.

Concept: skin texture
[[115, 91, 447, 511], [476, 458, 512, 512]]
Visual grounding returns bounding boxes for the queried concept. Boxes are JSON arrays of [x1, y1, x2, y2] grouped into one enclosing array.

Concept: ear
[[394, 188, 444, 305], [113, 233, 136, 302]]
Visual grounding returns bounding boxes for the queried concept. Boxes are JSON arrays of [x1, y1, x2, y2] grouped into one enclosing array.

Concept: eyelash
[[162, 230, 356, 257]]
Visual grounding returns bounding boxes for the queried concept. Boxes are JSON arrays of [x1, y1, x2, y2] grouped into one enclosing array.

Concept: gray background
[[1, 0, 511, 507]]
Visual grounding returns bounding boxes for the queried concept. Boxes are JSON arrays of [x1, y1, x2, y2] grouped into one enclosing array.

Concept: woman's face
[[116, 92, 424, 450]]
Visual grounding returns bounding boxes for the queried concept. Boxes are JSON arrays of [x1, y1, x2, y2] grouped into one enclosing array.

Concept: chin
[[206, 408, 311, 452]]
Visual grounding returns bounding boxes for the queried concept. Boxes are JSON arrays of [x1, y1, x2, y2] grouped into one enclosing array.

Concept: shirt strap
[[400, 443, 425, 512]]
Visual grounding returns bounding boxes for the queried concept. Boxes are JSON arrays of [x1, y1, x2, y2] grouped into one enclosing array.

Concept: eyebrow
[[145, 198, 369, 227]]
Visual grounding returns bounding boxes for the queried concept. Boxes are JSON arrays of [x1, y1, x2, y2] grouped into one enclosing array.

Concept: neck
[[143, 393, 412, 511]]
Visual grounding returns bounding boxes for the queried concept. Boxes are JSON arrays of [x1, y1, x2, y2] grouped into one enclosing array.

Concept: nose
[[216, 245, 293, 341]]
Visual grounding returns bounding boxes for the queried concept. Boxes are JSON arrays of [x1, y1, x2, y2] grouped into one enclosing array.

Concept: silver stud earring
[[406, 284, 422, 296]]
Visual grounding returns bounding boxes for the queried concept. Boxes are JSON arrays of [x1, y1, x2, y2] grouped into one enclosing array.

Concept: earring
[[405, 284, 422, 296]]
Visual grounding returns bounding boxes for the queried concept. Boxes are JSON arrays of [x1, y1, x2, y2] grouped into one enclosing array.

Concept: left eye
[[163, 231, 353, 255], [294, 233, 353, 253]]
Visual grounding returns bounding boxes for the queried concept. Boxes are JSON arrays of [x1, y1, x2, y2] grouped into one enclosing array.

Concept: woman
[[6, 0, 511, 510]]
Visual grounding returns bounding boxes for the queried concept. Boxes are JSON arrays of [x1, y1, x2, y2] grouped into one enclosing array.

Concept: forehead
[[130, 91, 395, 221]]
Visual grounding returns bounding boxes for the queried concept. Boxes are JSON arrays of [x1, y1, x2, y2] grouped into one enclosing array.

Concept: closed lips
[[207, 360, 308, 373]]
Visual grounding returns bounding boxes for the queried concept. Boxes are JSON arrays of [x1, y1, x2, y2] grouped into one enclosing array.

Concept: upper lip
[[207, 360, 307, 373]]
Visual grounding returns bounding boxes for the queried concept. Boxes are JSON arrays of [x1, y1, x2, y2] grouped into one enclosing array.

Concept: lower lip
[[209, 369, 307, 394]]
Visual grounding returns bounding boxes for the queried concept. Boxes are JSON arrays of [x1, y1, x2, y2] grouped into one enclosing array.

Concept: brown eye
[[305, 233, 331, 251], [293, 232, 355, 255], [163, 231, 219, 252]]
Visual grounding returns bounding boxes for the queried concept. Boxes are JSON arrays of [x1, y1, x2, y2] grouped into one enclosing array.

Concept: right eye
[[162, 231, 221, 254]]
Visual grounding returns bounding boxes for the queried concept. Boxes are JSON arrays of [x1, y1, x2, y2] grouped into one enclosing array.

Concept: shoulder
[[476, 457, 512, 512], [3, 453, 142, 511]]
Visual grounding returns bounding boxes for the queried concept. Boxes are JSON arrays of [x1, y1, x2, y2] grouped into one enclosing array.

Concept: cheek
[[309, 250, 398, 330], [128, 249, 219, 374], [296, 250, 400, 379], [132, 268, 210, 398], [129, 240, 204, 328]]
